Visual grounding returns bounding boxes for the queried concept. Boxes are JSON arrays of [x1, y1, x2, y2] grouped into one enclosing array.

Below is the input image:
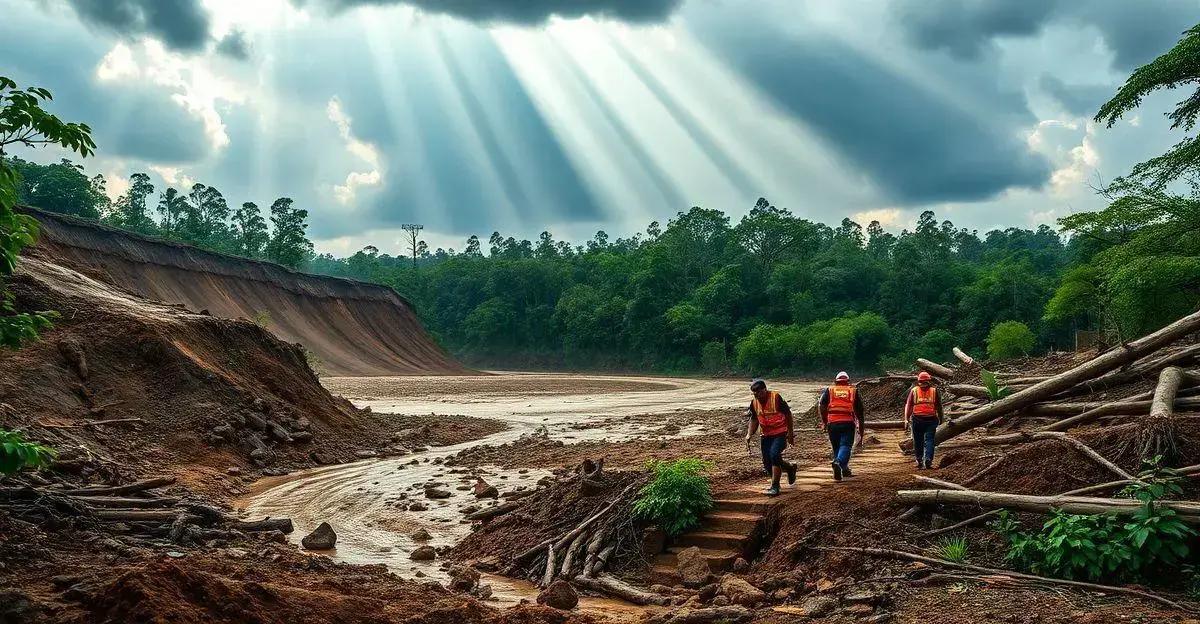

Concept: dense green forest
[[7, 24, 1200, 375]]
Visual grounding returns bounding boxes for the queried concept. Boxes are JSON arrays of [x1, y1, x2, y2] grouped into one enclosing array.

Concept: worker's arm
[[745, 403, 759, 440], [853, 391, 865, 428], [781, 398, 794, 444], [903, 390, 914, 427], [817, 390, 830, 429]]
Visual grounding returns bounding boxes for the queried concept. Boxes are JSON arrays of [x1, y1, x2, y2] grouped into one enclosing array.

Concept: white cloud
[[148, 164, 196, 189], [852, 208, 904, 228], [326, 96, 383, 205]]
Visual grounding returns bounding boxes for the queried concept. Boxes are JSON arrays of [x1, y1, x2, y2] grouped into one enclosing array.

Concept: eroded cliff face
[[23, 207, 468, 376]]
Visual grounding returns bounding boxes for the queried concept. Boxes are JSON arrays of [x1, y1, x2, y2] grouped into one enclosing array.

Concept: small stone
[[354, 450, 378, 459], [536, 579, 578, 610], [410, 545, 437, 561], [301, 522, 337, 550], [473, 479, 499, 499], [226, 467, 242, 476], [801, 596, 838, 618], [411, 529, 433, 541], [448, 565, 480, 592], [732, 557, 749, 572], [711, 595, 730, 607], [165, 551, 186, 559], [844, 603, 875, 616], [717, 575, 766, 606], [408, 502, 429, 511], [424, 487, 452, 499], [676, 546, 712, 587]]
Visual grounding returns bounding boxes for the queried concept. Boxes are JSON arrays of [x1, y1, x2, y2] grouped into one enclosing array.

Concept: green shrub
[[991, 464, 1195, 582], [0, 429, 56, 475], [979, 368, 1011, 401], [932, 536, 969, 563], [700, 340, 727, 374], [633, 459, 714, 537], [986, 321, 1035, 360]]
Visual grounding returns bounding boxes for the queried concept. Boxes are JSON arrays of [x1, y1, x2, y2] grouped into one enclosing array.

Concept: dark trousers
[[760, 434, 789, 475], [912, 417, 938, 465], [827, 422, 856, 468]]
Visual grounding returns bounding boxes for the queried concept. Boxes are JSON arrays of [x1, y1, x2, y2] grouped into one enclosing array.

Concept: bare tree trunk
[[1057, 343, 1200, 400], [61, 477, 176, 497], [927, 309, 1200, 445], [917, 358, 956, 379], [952, 347, 975, 366], [573, 574, 670, 606], [1151, 367, 1185, 419], [895, 488, 1200, 521]]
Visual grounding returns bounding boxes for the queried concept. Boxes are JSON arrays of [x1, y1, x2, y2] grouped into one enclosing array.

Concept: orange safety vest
[[912, 385, 938, 418], [826, 384, 857, 424], [752, 391, 789, 436]]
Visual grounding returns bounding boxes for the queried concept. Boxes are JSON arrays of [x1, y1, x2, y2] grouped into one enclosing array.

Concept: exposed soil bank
[[23, 206, 467, 376]]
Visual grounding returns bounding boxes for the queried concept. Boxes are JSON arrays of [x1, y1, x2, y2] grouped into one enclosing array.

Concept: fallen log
[[917, 358, 956, 379], [946, 385, 991, 399], [927, 309, 1200, 445], [867, 420, 905, 430], [1058, 343, 1200, 400], [952, 347, 975, 366], [76, 496, 179, 509], [465, 501, 520, 522], [911, 475, 968, 490], [516, 481, 639, 564], [645, 606, 753, 624], [895, 489, 1200, 522], [573, 574, 670, 606], [814, 546, 1194, 613], [61, 477, 176, 497], [1151, 367, 1185, 420], [227, 517, 293, 533], [92, 510, 180, 522], [938, 432, 1132, 480]]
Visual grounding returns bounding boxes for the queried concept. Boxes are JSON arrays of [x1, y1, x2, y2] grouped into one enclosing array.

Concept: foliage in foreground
[[0, 429, 56, 475], [633, 458, 714, 537], [992, 464, 1195, 582]]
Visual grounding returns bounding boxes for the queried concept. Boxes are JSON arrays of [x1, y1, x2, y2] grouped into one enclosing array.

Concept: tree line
[[8, 157, 314, 269]]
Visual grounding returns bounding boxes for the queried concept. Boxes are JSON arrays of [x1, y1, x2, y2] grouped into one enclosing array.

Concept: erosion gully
[[241, 373, 822, 616]]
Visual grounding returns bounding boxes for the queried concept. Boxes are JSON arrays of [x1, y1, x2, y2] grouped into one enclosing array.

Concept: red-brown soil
[[23, 206, 468, 376]]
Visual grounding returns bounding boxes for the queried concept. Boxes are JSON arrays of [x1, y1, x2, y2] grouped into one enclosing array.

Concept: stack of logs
[[895, 308, 1200, 528], [0, 476, 293, 543]]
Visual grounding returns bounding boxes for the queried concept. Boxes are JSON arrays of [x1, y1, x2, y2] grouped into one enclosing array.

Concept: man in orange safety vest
[[904, 371, 944, 469], [818, 371, 864, 481], [745, 378, 798, 496]]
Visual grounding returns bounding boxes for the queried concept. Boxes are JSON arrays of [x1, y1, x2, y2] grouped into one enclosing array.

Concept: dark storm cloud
[[301, 0, 682, 25], [891, 0, 1196, 70], [696, 24, 1050, 205], [0, 8, 212, 164], [216, 30, 252, 60], [65, 0, 212, 51], [1039, 75, 1113, 117]]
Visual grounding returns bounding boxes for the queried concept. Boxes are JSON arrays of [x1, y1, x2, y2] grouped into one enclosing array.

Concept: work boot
[[831, 461, 842, 482], [915, 461, 925, 470], [785, 462, 797, 485], [764, 484, 781, 496], [841, 465, 854, 478], [924, 459, 934, 470]]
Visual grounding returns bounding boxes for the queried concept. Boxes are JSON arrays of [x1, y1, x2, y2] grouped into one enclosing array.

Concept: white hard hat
[[835, 371, 850, 381]]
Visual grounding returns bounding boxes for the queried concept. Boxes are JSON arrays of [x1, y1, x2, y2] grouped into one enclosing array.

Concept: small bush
[[0, 429, 56, 475], [633, 458, 714, 537], [986, 320, 1035, 360], [252, 310, 272, 328], [979, 368, 1011, 401], [700, 340, 727, 374], [932, 536, 969, 563]]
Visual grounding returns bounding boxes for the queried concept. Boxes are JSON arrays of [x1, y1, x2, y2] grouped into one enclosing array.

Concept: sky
[[1, 0, 1196, 256]]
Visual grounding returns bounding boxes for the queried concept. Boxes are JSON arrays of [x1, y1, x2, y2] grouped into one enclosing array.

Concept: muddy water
[[242, 373, 821, 612]]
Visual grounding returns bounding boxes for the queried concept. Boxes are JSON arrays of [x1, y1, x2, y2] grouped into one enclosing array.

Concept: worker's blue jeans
[[760, 434, 788, 474], [912, 417, 938, 465], [826, 422, 856, 468]]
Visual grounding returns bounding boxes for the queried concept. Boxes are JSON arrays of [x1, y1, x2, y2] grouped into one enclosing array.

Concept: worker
[[904, 371, 944, 469], [745, 379, 797, 496], [818, 371, 864, 481]]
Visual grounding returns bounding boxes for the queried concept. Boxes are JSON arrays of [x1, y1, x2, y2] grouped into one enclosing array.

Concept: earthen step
[[700, 511, 762, 533], [713, 498, 770, 514], [656, 546, 740, 572], [674, 530, 749, 551]]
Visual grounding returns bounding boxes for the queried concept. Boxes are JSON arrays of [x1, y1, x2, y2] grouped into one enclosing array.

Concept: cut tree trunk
[[952, 347, 975, 366], [895, 489, 1200, 522], [1151, 367, 1185, 419], [227, 517, 294, 533], [917, 358, 956, 379], [573, 574, 670, 606], [1057, 343, 1200, 400], [946, 385, 991, 399], [60, 477, 176, 497], [927, 309, 1200, 445]]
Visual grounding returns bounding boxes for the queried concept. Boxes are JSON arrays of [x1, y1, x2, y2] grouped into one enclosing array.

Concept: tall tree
[[9, 157, 105, 218], [109, 172, 156, 234], [264, 197, 312, 269], [230, 201, 268, 258], [156, 187, 189, 235], [402, 223, 424, 270]]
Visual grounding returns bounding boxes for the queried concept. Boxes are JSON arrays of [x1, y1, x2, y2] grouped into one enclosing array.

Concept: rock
[[354, 450, 378, 459], [408, 502, 429, 511], [291, 431, 313, 443], [717, 575, 766, 606], [424, 487, 452, 499], [448, 565, 480, 592], [732, 557, 749, 573], [63, 583, 96, 601], [844, 590, 883, 605], [475, 584, 493, 600], [301, 522, 337, 550], [697, 583, 718, 602], [411, 528, 433, 541], [249, 448, 270, 465], [536, 579, 579, 610], [410, 545, 437, 561], [226, 467, 242, 476], [676, 546, 712, 587], [844, 603, 875, 616], [863, 614, 895, 623], [771, 588, 790, 601], [0, 589, 40, 622], [473, 480, 499, 499], [711, 595, 730, 607], [310, 451, 337, 465], [801, 596, 838, 618], [51, 575, 80, 589]]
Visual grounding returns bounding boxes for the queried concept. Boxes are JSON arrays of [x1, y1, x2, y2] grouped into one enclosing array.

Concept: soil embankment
[[23, 207, 467, 376]]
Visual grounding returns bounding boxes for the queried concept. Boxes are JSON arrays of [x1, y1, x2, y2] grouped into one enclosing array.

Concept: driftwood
[[465, 501, 520, 522], [926, 309, 1200, 445], [895, 489, 1200, 522], [227, 517, 293, 533], [952, 347, 975, 366], [916, 358, 956, 379], [644, 606, 753, 624], [77, 496, 179, 508], [61, 477, 176, 497], [573, 574, 670, 606], [37, 418, 144, 429], [814, 546, 1194, 613]]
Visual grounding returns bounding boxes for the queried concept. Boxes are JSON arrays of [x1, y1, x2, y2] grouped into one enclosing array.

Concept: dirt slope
[[23, 207, 467, 376]]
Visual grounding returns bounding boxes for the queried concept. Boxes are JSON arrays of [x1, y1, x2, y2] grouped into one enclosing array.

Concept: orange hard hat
[[917, 371, 932, 382]]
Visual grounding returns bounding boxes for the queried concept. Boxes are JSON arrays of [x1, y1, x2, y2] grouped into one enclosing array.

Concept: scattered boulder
[[801, 596, 838, 618], [424, 487, 452, 500], [411, 528, 432, 541], [844, 603, 875, 616], [717, 575, 765, 606], [408, 502, 429, 512], [844, 590, 884, 606], [410, 545, 437, 561], [675, 546, 712, 587], [536, 579, 579, 610], [473, 479, 499, 499], [354, 450, 378, 459], [732, 557, 749, 573], [300, 522, 337, 550], [447, 565, 480, 592]]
